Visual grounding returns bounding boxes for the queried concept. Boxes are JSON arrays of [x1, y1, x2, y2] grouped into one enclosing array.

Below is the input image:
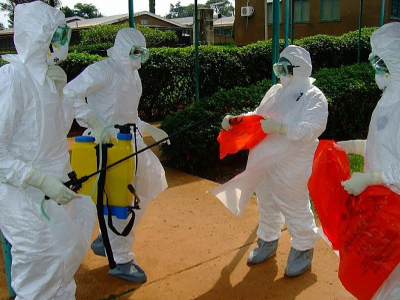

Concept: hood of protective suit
[[107, 27, 146, 70], [12, 1, 65, 72], [370, 22, 400, 79], [280, 45, 312, 78]]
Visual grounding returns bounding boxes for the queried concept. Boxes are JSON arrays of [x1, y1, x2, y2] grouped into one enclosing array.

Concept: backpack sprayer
[[42, 111, 222, 270]]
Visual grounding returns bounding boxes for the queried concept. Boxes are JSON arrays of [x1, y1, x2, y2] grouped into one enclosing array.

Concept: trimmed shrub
[[315, 63, 381, 140], [159, 63, 380, 177], [62, 27, 377, 122], [160, 80, 272, 177], [60, 52, 104, 81]]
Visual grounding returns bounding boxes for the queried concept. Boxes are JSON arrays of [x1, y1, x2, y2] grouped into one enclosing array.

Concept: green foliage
[[60, 52, 104, 81], [79, 24, 178, 48], [73, 3, 103, 18], [160, 80, 271, 177], [159, 62, 378, 178], [69, 43, 113, 56], [165, 0, 234, 18], [80, 23, 127, 45], [61, 3, 103, 19], [138, 26, 178, 47], [348, 154, 364, 173], [63, 27, 378, 122], [314, 63, 380, 141]]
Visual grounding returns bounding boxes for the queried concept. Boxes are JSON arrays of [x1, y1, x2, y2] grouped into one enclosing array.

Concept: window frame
[[320, 0, 341, 22], [390, 0, 400, 19], [294, 0, 310, 23], [266, 2, 282, 25]]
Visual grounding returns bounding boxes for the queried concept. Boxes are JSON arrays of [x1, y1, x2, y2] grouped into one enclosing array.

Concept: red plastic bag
[[217, 115, 267, 159], [309, 140, 400, 300]]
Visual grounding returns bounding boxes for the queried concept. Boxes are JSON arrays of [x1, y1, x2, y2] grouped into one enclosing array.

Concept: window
[[223, 29, 232, 37], [294, 0, 310, 22], [140, 18, 149, 25], [214, 28, 222, 35], [391, 0, 400, 18], [266, 2, 282, 25], [320, 0, 341, 21]]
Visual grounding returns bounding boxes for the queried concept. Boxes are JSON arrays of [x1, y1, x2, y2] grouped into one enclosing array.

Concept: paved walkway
[[0, 138, 355, 300]]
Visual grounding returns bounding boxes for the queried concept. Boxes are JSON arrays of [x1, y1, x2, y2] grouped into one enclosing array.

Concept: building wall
[[235, 0, 398, 46], [135, 15, 180, 28]]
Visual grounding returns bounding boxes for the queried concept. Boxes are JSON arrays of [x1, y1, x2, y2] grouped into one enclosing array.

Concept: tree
[[165, 0, 233, 19], [60, 6, 75, 18], [166, 1, 206, 19], [206, 0, 234, 17], [149, 0, 155, 14], [0, 0, 61, 27], [73, 3, 103, 19], [0, 22, 4, 30], [60, 3, 103, 19]]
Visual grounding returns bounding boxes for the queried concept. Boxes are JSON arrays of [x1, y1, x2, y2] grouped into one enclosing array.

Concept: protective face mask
[[130, 58, 141, 71], [280, 74, 293, 87], [47, 43, 68, 66], [375, 73, 390, 91]]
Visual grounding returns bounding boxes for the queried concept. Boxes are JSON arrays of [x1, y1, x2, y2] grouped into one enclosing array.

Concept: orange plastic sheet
[[309, 140, 400, 300], [217, 115, 267, 159]]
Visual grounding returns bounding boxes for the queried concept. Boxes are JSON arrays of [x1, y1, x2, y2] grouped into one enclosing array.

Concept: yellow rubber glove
[[26, 169, 80, 205], [46, 65, 67, 92], [341, 171, 384, 196], [221, 115, 233, 131], [86, 116, 110, 144], [260, 117, 288, 135]]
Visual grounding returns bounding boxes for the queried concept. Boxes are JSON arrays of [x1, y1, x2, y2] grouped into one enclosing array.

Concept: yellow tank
[[70, 136, 98, 201], [70, 133, 136, 219], [104, 133, 136, 219]]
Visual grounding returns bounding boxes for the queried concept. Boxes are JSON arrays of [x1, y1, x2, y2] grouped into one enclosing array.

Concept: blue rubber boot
[[284, 247, 314, 277], [247, 238, 278, 265], [91, 234, 106, 257], [108, 260, 147, 283]]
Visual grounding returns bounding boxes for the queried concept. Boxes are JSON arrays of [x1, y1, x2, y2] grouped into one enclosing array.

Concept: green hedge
[[61, 27, 377, 122], [60, 52, 104, 81], [159, 63, 381, 178]]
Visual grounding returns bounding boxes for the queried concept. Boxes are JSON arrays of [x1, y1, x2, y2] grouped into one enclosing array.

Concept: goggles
[[273, 57, 298, 78], [51, 24, 72, 47], [129, 46, 150, 63], [369, 54, 388, 75]]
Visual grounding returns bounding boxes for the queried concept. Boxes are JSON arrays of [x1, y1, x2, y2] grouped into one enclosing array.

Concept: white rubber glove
[[46, 65, 67, 92], [26, 169, 80, 205], [341, 171, 383, 196], [337, 140, 366, 156], [144, 122, 170, 145], [86, 115, 110, 143], [260, 117, 288, 135], [221, 115, 233, 131]]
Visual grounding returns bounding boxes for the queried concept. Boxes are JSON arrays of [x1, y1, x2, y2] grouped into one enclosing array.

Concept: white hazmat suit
[[211, 45, 328, 276], [63, 27, 168, 282], [339, 22, 400, 300], [0, 2, 96, 299]]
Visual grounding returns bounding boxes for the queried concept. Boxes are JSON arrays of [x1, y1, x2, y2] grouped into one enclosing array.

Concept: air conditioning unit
[[241, 6, 254, 17]]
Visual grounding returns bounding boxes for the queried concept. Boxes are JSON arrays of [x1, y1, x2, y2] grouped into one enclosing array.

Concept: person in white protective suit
[[63, 27, 168, 283], [212, 45, 328, 277], [0, 2, 97, 299], [339, 22, 400, 300]]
